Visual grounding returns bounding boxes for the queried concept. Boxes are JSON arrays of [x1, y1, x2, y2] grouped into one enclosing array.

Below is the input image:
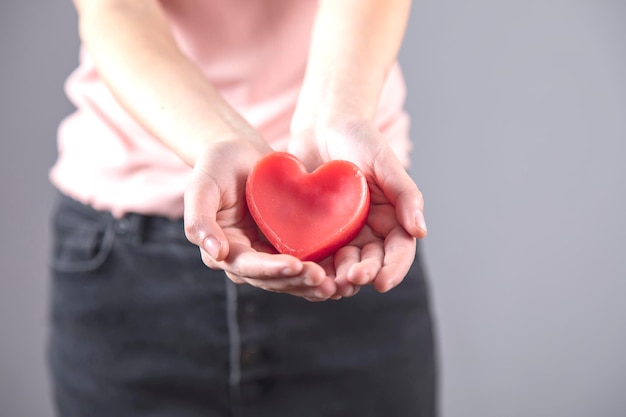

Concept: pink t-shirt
[[50, 0, 411, 218]]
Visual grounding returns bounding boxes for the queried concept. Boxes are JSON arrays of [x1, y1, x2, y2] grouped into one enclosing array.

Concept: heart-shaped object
[[246, 152, 370, 262]]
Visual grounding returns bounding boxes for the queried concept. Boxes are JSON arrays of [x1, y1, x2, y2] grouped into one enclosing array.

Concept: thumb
[[373, 149, 427, 239], [184, 171, 230, 261]]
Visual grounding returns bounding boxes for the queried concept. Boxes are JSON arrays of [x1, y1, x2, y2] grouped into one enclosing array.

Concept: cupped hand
[[184, 137, 337, 301], [288, 118, 427, 294]]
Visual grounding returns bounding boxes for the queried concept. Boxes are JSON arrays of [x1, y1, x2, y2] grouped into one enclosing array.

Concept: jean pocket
[[50, 200, 116, 273]]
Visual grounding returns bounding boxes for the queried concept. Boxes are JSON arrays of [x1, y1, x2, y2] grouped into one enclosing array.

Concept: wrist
[[290, 111, 376, 142], [290, 76, 383, 137], [180, 111, 270, 167]]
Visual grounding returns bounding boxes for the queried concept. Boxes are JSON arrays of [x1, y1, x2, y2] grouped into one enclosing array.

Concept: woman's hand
[[184, 137, 337, 301], [288, 118, 427, 295]]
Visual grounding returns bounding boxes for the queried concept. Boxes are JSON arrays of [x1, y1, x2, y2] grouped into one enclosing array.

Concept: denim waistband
[[55, 192, 187, 245]]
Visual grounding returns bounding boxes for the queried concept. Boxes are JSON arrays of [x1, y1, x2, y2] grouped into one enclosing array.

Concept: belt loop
[[115, 213, 147, 245]]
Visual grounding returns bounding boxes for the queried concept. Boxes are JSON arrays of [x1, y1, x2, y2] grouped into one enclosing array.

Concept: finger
[[333, 275, 360, 299], [238, 264, 328, 291], [241, 279, 336, 300], [234, 264, 337, 300], [317, 257, 337, 280], [372, 149, 427, 239], [206, 241, 304, 280], [184, 170, 230, 261], [304, 296, 332, 303], [229, 277, 330, 300], [347, 241, 384, 286], [225, 272, 246, 285], [334, 246, 360, 281], [373, 226, 416, 293], [333, 246, 361, 297]]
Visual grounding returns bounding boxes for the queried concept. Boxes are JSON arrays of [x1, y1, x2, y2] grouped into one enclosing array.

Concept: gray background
[[1, 1, 625, 416]]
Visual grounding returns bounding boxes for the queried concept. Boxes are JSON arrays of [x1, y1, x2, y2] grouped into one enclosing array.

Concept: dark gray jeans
[[48, 193, 438, 417]]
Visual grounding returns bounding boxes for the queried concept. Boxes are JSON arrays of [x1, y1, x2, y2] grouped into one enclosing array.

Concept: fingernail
[[304, 273, 321, 286], [314, 289, 328, 299], [416, 211, 428, 233], [281, 266, 296, 276], [347, 285, 358, 297], [203, 236, 221, 259]]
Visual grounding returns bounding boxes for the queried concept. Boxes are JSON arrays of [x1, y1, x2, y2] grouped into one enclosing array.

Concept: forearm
[[74, 0, 267, 166], [291, 0, 411, 133]]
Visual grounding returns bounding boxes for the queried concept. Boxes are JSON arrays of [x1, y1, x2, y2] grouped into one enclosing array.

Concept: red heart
[[246, 152, 370, 262]]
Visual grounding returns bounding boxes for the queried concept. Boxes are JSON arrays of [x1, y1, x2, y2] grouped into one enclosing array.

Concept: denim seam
[[226, 279, 243, 417]]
